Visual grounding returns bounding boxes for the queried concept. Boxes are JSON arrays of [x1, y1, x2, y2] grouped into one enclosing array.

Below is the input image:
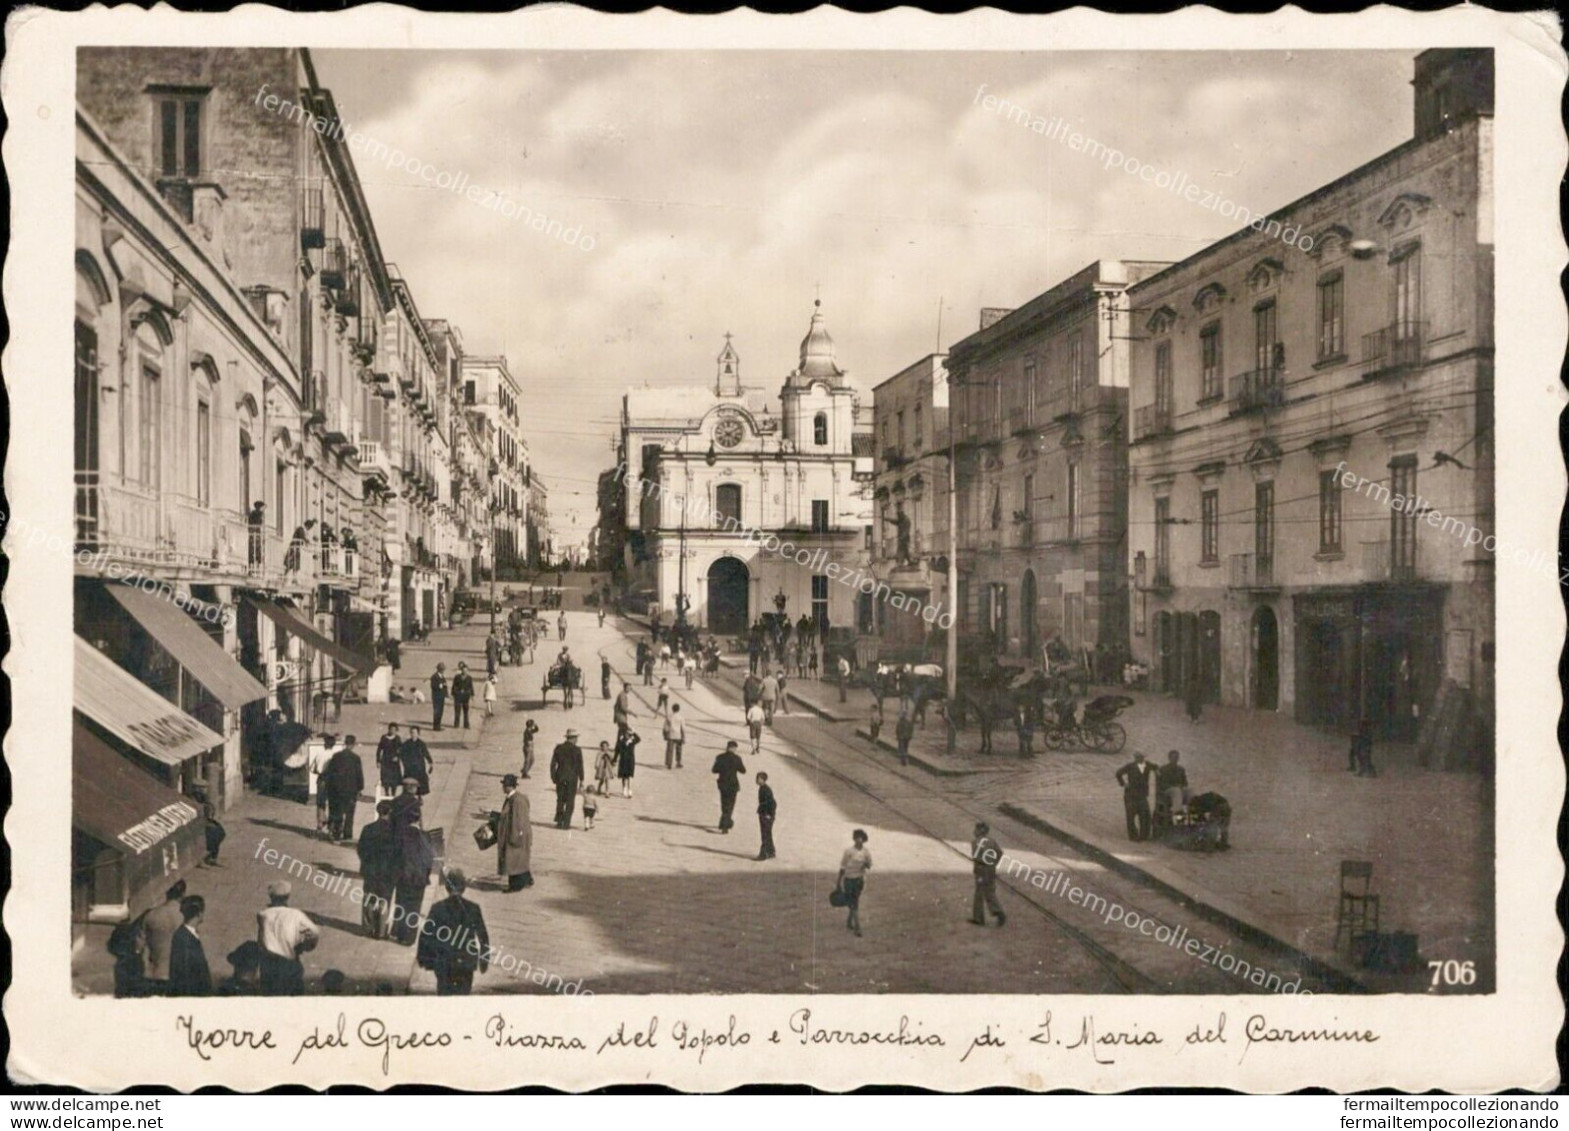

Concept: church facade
[[621, 303, 875, 638]]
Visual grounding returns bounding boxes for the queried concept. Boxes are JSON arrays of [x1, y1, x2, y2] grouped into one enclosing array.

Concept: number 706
[[1428, 960, 1476, 987]]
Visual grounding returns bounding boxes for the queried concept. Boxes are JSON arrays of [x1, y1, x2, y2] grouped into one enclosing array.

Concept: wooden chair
[[1335, 860, 1381, 952]]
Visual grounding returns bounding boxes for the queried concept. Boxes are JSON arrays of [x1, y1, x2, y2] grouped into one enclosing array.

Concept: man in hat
[[711, 740, 748, 834], [755, 772, 777, 861], [430, 662, 448, 731], [451, 662, 475, 730], [322, 734, 366, 842], [389, 796, 434, 946], [256, 881, 318, 995], [497, 775, 533, 891], [1115, 752, 1156, 842], [550, 729, 585, 830], [400, 725, 434, 796], [418, 868, 490, 996], [376, 724, 404, 803], [357, 800, 399, 939]]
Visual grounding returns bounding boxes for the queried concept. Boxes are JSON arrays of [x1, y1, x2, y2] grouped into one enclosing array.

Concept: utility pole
[[946, 388, 959, 757]]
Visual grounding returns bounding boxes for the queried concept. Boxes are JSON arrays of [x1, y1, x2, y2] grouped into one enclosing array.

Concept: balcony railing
[[319, 238, 347, 290], [1361, 321, 1427, 380], [335, 266, 361, 316], [1229, 552, 1278, 589], [317, 544, 360, 584], [1134, 403, 1173, 441], [73, 472, 325, 589], [358, 439, 393, 478], [300, 187, 326, 250], [1361, 538, 1420, 582], [1227, 368, 1285, 414]]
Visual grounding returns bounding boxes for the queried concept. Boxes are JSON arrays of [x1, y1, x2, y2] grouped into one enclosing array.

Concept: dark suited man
[[1115, 752, 1156, 842], [451, 663, 475, 729], [375, 724, 404, 802], [550, 728, 585, 829], [168, 896, 213, 997], [711, 740, 748, 834], [430, 663, 448, 731], [417, 868, 490, 995], [755, 772, 777, 860], [356, 801, 398, 939], [322, 735, 366, 841]]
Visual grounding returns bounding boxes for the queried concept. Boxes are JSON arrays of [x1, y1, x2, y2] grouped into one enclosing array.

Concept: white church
[[620, 302, 875, 637]]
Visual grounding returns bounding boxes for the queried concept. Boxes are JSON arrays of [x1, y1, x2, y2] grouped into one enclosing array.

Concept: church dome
[[794, 299, 845, 383]]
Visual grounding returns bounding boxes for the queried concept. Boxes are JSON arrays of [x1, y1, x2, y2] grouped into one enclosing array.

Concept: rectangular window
[[957, 578, 970, 632], [811, 499, 829, 533], [812, 574, 829, 632], [1319, 470, 1342, 553], [1390, 455, 1419, 579], [913, 404, 923, 450], [1065, 464, 1080, 539], [1394, 245, 1422, 335], [1022, 358, 1037, 420], [1200, 323, 1223, 400], [1154, 340, 1173, 414], [1201, 489, 1219, 563], [1254, 300, 1278, 371], [1068, 336, 1084, 407], [1255, 481, 1275, 577], [196, 401, 211, 507], [1317, 273, 1345, 359], [1154, 496, 1171, 582], [897, 410, 906, 453], [274, 461, 286, 535], [154, 93, 204, 178], [138, 365, 160, 489]]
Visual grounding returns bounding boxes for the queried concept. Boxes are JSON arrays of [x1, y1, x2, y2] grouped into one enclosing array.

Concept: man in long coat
[[550, 729, 585, 829], [430, 663, 448, 731], [451, 662, 475, 729], [356, 801, 398, 938], [389, 784, 434, 945], [418, 868, 490, 995], [322, 735, 365, 841], [496, 774, 534, 891]]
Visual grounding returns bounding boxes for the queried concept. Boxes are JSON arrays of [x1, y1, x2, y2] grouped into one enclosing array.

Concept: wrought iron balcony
[[1227, 367, 1285, 414], [319, 237, 347, 290], [1361, 538, 1421, 582], [335, 266, 361, 316], [300, 187, 326, 251], [1228, 552, 1278, 590], [1360, 320, 1427, 380], [1134, 403, 1173, 441]]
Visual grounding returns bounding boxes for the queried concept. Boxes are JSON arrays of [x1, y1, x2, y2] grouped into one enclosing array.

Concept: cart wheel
[[1043, 725, 1066, 751], [1100, 722, 1127, 754]]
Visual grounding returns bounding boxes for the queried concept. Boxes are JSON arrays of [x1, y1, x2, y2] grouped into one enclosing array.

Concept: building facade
[[870, 353, 949, 652], [461, 354, 529, 577], [71, 47, 497, 927], [622, 307, 875, 636], [946, 260, 1165, 668], [1125, 49, 1493, 767]]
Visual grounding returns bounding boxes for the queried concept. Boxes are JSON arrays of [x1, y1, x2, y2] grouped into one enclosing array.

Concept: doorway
[[706, 557, 750, 637], [1251, 605, 1280, 710]]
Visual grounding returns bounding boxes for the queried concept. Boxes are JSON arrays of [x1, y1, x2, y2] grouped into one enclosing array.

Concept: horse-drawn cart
[[541, 659, 584, 707]]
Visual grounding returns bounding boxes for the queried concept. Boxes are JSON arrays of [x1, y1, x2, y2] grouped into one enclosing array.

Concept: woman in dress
[[615, 727, 640, 799]]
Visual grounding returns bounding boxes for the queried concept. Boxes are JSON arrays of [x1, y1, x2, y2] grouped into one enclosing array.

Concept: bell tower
[[716, 332, 741, 396]]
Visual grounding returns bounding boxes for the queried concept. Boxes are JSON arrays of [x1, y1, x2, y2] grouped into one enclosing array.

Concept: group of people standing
[[1116, 749, 1231, 850]]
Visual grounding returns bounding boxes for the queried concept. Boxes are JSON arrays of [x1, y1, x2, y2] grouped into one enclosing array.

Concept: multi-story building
[[621, 306, 875, 636], [71, 47, 487, 926], [461, 354, 528, 577], [870, 354, 949, 651], [527, 473, 551, 570], [1125, 49, 1493, 767], [946, 261, 1166, 667]]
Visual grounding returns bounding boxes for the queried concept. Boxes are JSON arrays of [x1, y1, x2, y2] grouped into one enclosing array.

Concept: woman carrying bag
[[835, 829, 872, 937]]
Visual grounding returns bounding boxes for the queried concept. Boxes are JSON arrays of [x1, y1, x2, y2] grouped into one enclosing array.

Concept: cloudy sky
[[312, 49, 1416, 549]]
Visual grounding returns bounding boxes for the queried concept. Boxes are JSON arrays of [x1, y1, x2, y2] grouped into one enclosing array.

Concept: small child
[[594, 740, 615, 796], [656, 678, 670, 716], [869, 700, 884, 743], [582, 791, 599, 830], [483, 673, 498, 718]]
